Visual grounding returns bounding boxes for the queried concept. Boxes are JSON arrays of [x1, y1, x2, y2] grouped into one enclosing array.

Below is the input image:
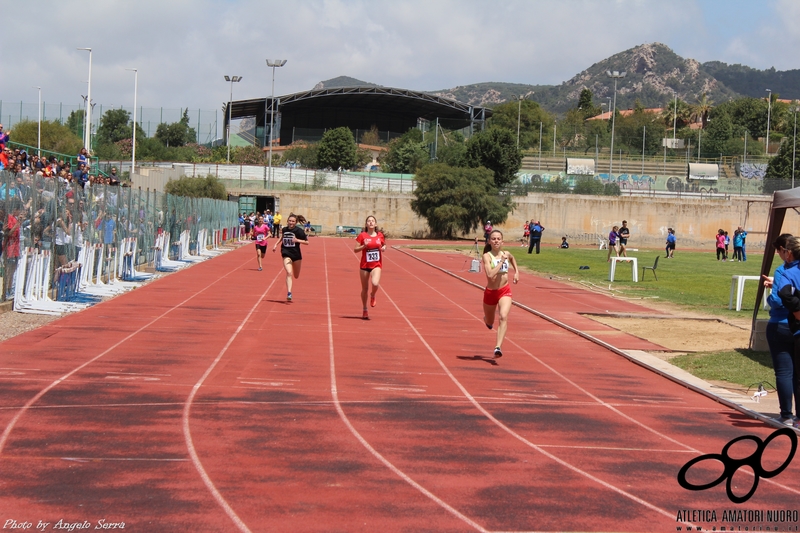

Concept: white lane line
[[182, 267, 282, 533], [381, 285, 684, 525], [325, 239, 490, 533], [390, 249, 800, 501], [0, 256, 253, 457]]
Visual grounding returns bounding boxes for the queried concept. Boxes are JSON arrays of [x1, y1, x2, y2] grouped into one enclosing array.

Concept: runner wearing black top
[[272, 214, 309, 301]]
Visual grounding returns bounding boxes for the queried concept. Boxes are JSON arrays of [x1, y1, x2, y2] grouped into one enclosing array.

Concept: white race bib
[[282, 233, 295, 247], [256, 234, 265, 242], [366, 249, 381, 263]]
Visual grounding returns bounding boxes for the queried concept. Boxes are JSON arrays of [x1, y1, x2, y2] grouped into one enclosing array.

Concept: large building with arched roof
[[224, 86, 491, 147]]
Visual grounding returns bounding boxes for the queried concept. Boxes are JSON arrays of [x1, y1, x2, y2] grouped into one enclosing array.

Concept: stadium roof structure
[[224, 86, 491, 147]]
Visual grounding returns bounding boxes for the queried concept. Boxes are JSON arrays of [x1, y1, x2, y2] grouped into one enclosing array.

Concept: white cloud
[[0, 0, 795, 117]]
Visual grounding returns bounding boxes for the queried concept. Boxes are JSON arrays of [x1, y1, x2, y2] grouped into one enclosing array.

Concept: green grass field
[[446, 242, 768, 320], [410, 242, 778, 389]]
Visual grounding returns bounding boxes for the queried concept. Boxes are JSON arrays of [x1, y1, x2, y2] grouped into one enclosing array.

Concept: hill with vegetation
[[701, 62, 800, 100], [317, 43, 799, 116]]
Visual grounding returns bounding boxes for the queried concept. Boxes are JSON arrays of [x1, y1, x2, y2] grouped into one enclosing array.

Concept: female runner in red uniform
[[251, 215, 269, 271], [354, 215, 386, 320], [482, 229, 519, 358], [272, 214, 309, 301]]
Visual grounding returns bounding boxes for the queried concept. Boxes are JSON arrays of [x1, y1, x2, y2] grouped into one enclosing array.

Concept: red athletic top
[[252, 224, 269, 245], [357, 231, 385, 269]]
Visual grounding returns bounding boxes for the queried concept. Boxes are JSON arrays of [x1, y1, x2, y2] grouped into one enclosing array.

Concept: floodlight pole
[[126, 68, 138, 174], [793, 104, 798, 188], [766, 89, 772, 155], [513, 94, 526, 149], [266, 59, 287, 184], [224, 75, 242, 164], [33, 86, 41, 157], [607, 70, 626, 178], [673, 90, 678, 139], [77, 48, 92, 153]]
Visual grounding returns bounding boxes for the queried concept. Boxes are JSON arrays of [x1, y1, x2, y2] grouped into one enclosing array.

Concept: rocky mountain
[[317, 43, 798, 115], [313, 76, 380, 90]]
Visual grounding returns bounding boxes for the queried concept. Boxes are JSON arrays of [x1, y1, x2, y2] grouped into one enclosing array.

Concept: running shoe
[[362, 309, 369, 320], [370, 294, 377, 308], [258, 267, 262, 271], [287, 292, 292, 301], [484, 316, 493, 329], [774, 416, 795, 426], [493, 347, 503, 359]]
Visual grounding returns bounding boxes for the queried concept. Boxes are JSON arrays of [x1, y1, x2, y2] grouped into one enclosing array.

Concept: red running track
[[0, 239, 798, 532]]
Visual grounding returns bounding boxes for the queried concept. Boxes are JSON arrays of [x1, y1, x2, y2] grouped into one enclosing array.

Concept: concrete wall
[[236, 189, 800, 250]]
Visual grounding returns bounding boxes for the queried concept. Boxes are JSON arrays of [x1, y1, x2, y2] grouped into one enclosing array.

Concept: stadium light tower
[[792, 102, 798, 188], [224, 75, 242, 164], [126, 68, 138, 174], [766, 89, 772, 155], [77, 48, 92, 153], [33, 86, 41, 156], [512, 94, 528, 148], [266, 59, 287, 183], [606, 70, 626, 177]]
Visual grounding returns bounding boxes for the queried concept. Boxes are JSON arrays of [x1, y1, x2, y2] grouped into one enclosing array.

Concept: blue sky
[[2, 0, 799, 114]]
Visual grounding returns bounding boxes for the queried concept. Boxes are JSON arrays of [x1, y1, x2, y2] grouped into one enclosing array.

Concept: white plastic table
[[728, 275, 764, 311], [608, 257, 638, 282]]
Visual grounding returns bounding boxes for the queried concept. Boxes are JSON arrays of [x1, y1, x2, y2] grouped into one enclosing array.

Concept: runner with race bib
[[272, 214, 309, 301], [482, 229, 520, 359], [354, 215, 386, 320], [252, 215, 269, 271]]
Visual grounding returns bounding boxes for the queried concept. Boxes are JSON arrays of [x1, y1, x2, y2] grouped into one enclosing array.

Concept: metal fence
[[0, 101, 220, 145], [0, 169, 239, 307]]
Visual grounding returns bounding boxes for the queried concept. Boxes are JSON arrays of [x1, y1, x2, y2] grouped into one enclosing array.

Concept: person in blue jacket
[[665, 228, 676, 258], [764, 234, 798, 426]]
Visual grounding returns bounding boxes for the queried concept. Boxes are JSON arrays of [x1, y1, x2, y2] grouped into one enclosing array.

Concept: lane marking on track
[[0, 255, 254, 457], [391, 247, 800, 500], [379, 249, 693, 525], [182, 267, 283, 533], [106, 372, 172, 376], [324, 239, 491, 533]]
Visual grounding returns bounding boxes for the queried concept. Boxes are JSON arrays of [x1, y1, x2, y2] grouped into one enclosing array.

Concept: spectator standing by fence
[[527, 221, 544, 254]]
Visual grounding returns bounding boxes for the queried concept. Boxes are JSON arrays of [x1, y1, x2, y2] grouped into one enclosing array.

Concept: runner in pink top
[[252, 215, 270, 271]]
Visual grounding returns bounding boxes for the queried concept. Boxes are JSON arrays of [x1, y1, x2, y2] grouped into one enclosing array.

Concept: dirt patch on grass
[[586, 315, 751, 353]]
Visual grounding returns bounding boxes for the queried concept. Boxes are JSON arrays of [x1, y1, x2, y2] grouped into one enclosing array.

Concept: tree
[[464, 127, 522, 188], [280, 143, 319, 168], [577, 88, 601, 118], [97, 109, 133, 146], [488, 100, 553, 150], [410, 163, 512, 238], [66, 110, 85, 139], [381, 128, 428, 173], [701, 109, 734, 157], [765, 136, 799, 185], [690, 92, 713, 129], [317, 127, 358, 169], [8, 120, 83, 156], [155, 109, 197, 147], [164, 175, 227, 200]]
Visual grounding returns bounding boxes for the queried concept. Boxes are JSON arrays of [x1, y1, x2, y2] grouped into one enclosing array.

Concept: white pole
[[793, 106, 797, 188], [516, 95, 522, 149], [552, 122, 556, 157], [126, 69, 138, 175], [228, 79, 233, 164], [266, 60, 287, 184], [642, 125, 645, 175], [87, 50, 92, 153], [34, 86, 41, 157], [673, 91, 677, 139], [766, 89, 772, 155], [538, 121, 542, 170], [744, 130, 748, 164], [77, 48, 92, 152]]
